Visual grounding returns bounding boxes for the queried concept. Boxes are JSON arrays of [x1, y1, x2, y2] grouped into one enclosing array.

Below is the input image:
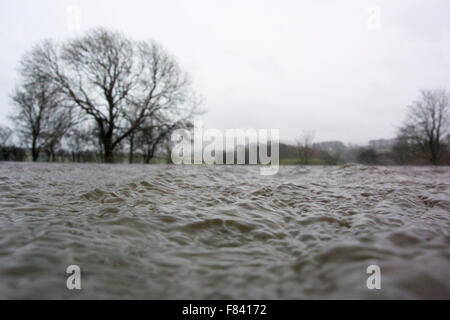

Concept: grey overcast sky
[[0, 0, 449, 144]]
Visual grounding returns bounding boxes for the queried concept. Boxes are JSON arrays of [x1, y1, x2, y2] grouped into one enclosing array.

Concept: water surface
[[0, 163, 449, 299]]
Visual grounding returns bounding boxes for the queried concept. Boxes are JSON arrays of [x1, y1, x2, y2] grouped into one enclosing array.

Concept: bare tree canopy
[[397, 89, 450, 165], [296, 131, 315, 165], [0, 126, 13, 147], [10, 65, 74, 162], [136, 116, 194, 164], [23, 28, 198, 163]]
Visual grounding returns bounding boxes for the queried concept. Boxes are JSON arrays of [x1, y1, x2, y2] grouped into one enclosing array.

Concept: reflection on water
[[0, 162, 449, 299]]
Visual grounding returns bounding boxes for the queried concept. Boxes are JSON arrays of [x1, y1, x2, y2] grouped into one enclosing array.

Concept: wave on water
[[0, 162, 449, 299]]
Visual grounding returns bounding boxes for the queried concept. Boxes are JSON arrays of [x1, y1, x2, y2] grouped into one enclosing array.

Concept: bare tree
[[125, 101, 197, 164], [10, 66, 72, 162], [66, 127, 87, 162], [66, 124, 103, 163], [357, 148, 379, 165], [0, 126, 13, 147], [134, 113, 193, 164], [25, 28, 196, 163], [392, 135, 414, 165], [296, 131, 315, 165], [397, 89, 449, 165], [42, 107, 75, 162]]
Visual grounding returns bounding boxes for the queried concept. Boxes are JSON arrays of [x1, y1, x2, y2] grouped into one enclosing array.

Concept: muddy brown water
[[0, 162, 449, 299]]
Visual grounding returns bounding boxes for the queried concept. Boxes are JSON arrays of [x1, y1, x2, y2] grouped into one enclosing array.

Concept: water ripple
[[0, 162, 449, 299]]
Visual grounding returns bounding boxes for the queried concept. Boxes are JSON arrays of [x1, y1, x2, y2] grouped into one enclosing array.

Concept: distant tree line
[[2, 88, 449, 166], [285, 89, 449, 166], [3, 28, 198, 164], [0, 126, 26, 161]]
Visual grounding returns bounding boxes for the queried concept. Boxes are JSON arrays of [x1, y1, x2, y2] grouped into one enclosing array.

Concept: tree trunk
[[429, 139, 438, 165], [166, 144, 172, 164], [104, 149, 114, 163], [103, 137, 114, 163], [431, 153, 438, 165], [32, 151, 39, 162], [145, 147, 154, 164], [31, 140, 39, 162], [129, 134, 134, 164]]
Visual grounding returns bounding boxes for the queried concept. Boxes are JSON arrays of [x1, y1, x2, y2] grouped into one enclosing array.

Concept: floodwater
[[0, 162, 449, 299]]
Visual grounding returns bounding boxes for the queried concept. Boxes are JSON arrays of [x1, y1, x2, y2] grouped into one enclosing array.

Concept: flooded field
[[0, 162, 449, 299]]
